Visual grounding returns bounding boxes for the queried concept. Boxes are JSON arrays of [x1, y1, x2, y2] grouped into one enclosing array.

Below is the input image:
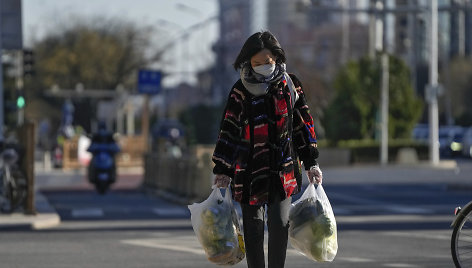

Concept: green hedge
[[320, 139, 428, 164]]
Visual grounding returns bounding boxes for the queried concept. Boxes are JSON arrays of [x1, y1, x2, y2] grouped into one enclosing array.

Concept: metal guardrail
[[143, 146, 215, 203]]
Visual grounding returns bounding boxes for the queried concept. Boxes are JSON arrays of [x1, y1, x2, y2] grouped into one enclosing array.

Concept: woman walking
[[212, 31, 322, 268]]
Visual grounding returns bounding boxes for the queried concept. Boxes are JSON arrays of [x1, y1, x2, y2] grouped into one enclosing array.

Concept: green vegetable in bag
[[189, 186, 245, 265], [199, 203, 235, 252], [289, 184, 337, 262]]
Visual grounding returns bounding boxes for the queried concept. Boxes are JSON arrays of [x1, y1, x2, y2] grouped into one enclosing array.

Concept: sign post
[[137, 70, 162, 151], [138, 70, 162, 95]]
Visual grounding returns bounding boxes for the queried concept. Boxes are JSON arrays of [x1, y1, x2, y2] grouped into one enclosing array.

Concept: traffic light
[[23, 49, 35, 77], [16, 90, 25, 109]]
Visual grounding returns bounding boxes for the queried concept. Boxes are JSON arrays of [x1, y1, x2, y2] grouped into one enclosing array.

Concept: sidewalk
[[0, 165, 144, 230], [323, 159, 471, 185], [0, 191, 60, 230]]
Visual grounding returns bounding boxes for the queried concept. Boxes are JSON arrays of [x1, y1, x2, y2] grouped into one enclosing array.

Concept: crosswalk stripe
[[337, 257, 374, 262], [382, 263, 420, 268], [152, 207, 189, 217], [71, 208, 104, 218], [387, 206, 433, 214], [329, 192, 434, 215], [382, 231, 451, 241]]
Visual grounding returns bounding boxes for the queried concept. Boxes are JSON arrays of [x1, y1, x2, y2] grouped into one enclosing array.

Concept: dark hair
[[233, 31, 286, 70]]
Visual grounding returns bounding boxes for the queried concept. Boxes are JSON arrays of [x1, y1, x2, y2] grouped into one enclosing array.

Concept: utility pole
[[380, 53, 389, 165], [407, 0, 417, 93], [369, 1, 377, 59], [457, 0, 466, 57], [427, 0, 440, 166], [374, 0, 390, 165], [341, 0, 350, 64]]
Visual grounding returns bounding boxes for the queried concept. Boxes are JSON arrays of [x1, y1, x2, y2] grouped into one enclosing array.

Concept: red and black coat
[[212, 74, 319, 205]]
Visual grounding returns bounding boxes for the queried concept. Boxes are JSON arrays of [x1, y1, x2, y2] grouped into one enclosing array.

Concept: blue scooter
[[87, 126, 120, 194]]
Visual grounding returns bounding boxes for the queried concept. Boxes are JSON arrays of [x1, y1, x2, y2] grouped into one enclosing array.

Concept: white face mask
[[253, 63, 276, 77]]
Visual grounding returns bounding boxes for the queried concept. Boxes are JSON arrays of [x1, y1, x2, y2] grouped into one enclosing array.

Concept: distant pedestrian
[[212, 31, 323, 268]]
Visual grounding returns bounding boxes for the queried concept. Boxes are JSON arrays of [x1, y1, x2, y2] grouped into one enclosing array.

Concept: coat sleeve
[[212, 84, 246, 177], [290, 74, 320, 170]]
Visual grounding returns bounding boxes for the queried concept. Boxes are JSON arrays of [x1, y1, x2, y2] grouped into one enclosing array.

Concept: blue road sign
[[138, 70, 161, 95]]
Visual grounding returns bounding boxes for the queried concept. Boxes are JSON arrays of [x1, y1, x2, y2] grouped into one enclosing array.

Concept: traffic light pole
[[16, 50, 24, 126]]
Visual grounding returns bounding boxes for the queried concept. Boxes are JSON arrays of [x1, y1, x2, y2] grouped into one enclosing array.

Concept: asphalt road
[[1, 160, 471, 268]]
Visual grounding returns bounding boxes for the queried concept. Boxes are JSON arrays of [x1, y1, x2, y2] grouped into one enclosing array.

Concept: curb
[[0, 191, 61, 230]]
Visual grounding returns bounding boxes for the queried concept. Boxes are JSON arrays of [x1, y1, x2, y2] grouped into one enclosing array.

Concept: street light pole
[[341, 0, 350, 64], [427, 0, 440, 166], [374, 0, 390, 165]]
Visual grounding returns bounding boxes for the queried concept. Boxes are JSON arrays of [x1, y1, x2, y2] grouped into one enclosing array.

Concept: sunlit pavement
[[1, 159, 471, 267]]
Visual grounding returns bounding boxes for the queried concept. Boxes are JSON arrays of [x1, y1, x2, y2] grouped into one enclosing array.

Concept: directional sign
[[138, 70, 162, 95]]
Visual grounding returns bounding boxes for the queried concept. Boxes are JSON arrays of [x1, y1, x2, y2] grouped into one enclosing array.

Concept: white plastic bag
[[188, 186, 245, 265], [288, 183, 338, 262]]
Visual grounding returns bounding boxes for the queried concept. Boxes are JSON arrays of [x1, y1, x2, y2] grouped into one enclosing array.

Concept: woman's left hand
[[307, 165, 323, 184]]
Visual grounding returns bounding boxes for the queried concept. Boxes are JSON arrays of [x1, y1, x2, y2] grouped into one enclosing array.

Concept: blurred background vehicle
[[461, 127, 472, 158], [412, 124, 429, 144], [439, 126, 464, 158]]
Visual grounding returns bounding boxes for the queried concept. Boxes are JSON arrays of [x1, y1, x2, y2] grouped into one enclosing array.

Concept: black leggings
[[241, 195, 292, 268]]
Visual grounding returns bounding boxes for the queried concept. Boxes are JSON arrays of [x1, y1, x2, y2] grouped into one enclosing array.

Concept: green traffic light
[[17, 96, 25, 108]]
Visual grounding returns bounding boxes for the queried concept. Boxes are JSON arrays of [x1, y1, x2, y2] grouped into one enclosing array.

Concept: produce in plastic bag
[[289, 183, 338, 262], [188, 186, 245, 265]]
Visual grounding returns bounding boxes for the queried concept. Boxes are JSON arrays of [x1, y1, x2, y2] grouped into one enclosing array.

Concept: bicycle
[[451, 200, 472, 268], [0, 148, 27, 213]]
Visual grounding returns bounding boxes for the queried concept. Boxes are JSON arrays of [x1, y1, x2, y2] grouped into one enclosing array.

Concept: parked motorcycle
[[0, 142, 27, 213], [87, 124, 120, 194]]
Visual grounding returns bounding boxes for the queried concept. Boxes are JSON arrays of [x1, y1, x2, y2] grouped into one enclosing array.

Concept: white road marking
[[332, 207, 355, 215], [382, 263, 420, 268], [329, 192, 434, 215], [388, 206, 433, 214], [336, 214, 453, 224], [152, 207, 188, 217], [71, 208, 104, 218], [122, 239, 205, 255], [123, 236, 378, 264], [337, 257, 374, 263], [122, 237, 311, 258], [382, 231, 451, 241]]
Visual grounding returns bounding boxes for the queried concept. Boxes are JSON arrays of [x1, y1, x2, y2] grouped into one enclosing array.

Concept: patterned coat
[[212, 74, 319, 205]]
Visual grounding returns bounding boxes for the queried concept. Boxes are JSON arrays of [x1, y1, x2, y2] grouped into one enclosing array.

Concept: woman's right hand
[[307, 165, 323, 184], [214, 174, 231, 188]]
